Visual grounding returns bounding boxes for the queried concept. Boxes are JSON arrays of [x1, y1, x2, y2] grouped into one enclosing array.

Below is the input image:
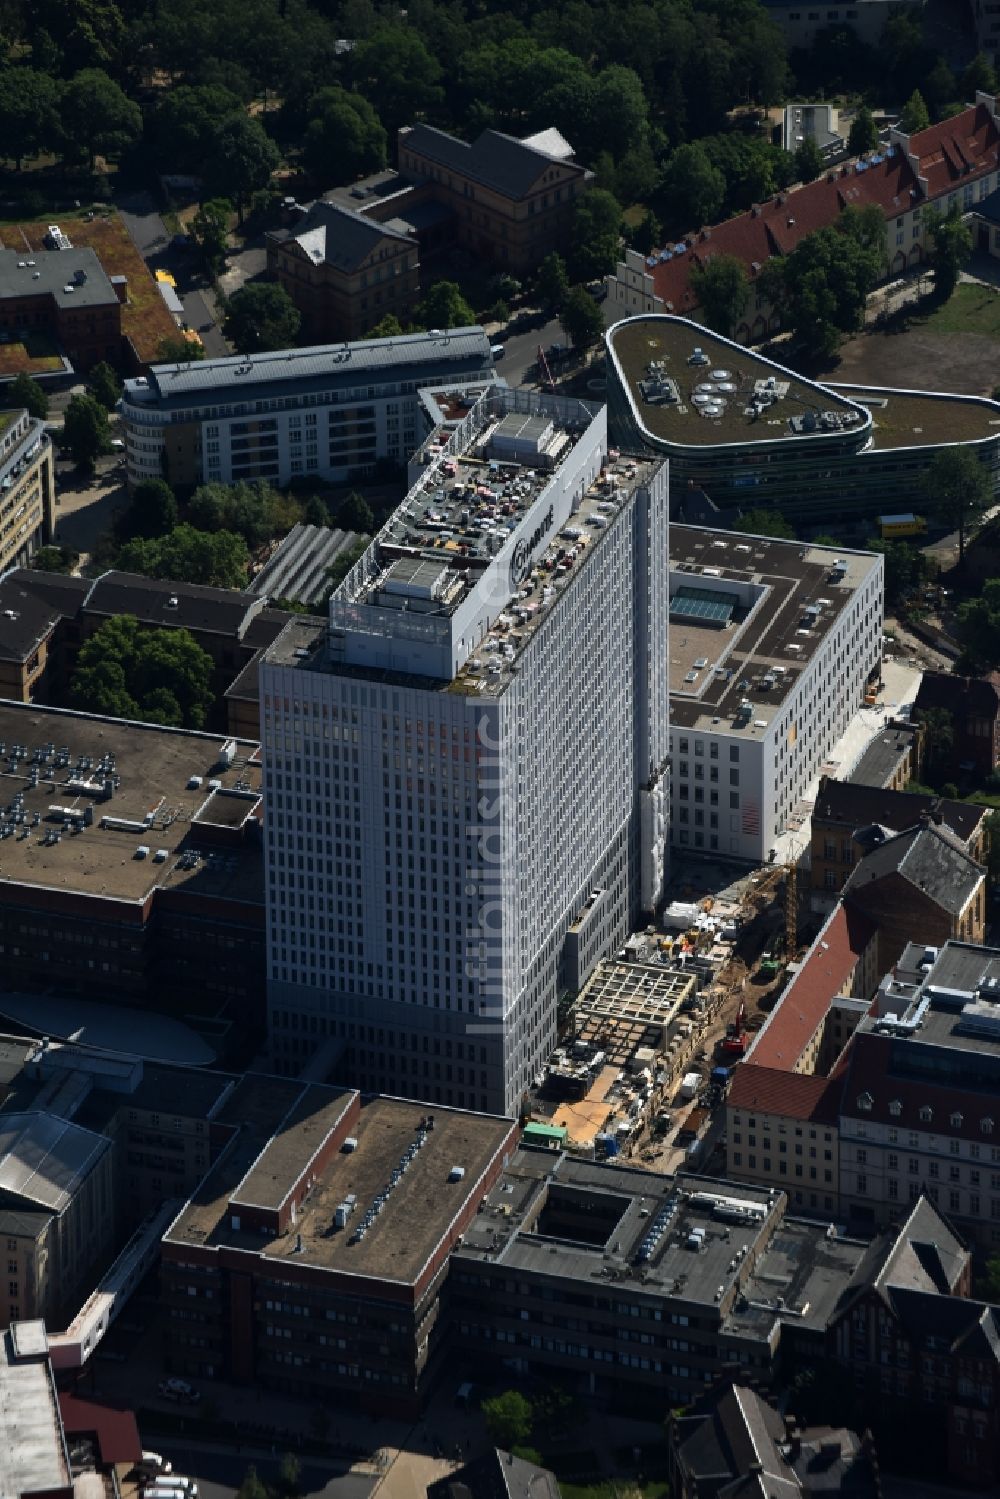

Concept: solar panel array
[[670, 587, 737, 625]]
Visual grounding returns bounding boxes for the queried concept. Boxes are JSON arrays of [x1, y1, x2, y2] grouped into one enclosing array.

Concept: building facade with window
[[120, 328, 494, 492], [838, 940, 1000, 1250], [261, 388, 670, 1114], [667, 527, 883, 864], [0, 409, 54, 575]]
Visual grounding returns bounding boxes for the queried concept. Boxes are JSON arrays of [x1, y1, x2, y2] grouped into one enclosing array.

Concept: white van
[[146, 1481, 197, 1499]]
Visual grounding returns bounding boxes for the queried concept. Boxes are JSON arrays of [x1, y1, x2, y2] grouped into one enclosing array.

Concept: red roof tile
[[910, 103, 1000, 200], [747, 903, 877, 1071], [727, 1063, 843, 1122]]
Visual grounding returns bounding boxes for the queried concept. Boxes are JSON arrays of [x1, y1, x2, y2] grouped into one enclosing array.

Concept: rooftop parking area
[[0, 704, 262, 904], [608, 317, 867, 449], [827, 383, 1000, 448]]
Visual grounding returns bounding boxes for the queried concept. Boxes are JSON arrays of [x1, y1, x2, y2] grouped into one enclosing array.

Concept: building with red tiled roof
[[607, 92, 1000, 337], [746, 903, 878, 1074], [726, 1064, 845, 1216]]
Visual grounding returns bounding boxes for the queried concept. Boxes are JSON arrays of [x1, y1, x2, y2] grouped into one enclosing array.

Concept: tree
[[567, 188, 622, 283], [60, 68, 141, 168], [955, 579, 1000, 670], [327, 537, 367, 590], [204, 115, 281, 222], [482, 1391, 533, 1450], [899, 89, 930, 136], [537, 252, 569, 311], [962, 53, 997, 100], [278, 1452, 301, 1497], [5, 373, 48, 419], [923, 447, 991, 566], [158, 334, 206, 363], [351, 26, 442, 135], [658, 143, 725, 233], [913, 706, 955, 783], [760, 209, 883, 357], [0, 66, 61, 169], [153, 84, 243, 173], [31, 544, 78, 572], [303, 86, 387, 184], [734, 508, 795, 539], [115, 524, 249, 589], [847, 106, 879, 157], [187, 479, 287, 547], [304, 494, 329, 526], [863, 537, 930, 607], [923, 204, 973, 300], [793, 138, 825, 183], [62, 392, 109, 470], [86, 361, 121, 410], [118, 478, 177, 541], [223, 283, 301, 354], [236, 1466, 268, 1499], [192, 198, 232, 272], [559, 284, 603, 349], [690, 254, 749, 336], [337, 491, 374, 532], [417, 281, 476, 330], [68, 615, 214, 729], [367, 314, 406, 339]]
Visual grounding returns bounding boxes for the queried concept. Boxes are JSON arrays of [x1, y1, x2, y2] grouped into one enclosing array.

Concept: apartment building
[[760, 0, 922, 49], [606, 94, 1000, 335], [161, 1080, 516, 1416], [261, 388, 670, 1115], [975, 1, 1000, 68], [120, 326, 494, 491], [397, 124, 593, 273], [0, 408, 54, 573], [666, 526, 883, 864], [838, 940, 1000, 1250], [0, 248, 122, 371], [810, 779, 988, 911], [606, 315, 1000, 521], [266, 201, 420, 343]]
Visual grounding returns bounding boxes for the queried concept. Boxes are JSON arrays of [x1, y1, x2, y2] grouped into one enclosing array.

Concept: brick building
[[161, 1082, 517, 1415], [810, 778, 988, 911], [0, 247, 123, 371], [847, 718, 922, 792], [912, 670, 1000, 779], [0, 701, 265, 1050], [266, 201, 420, 343]]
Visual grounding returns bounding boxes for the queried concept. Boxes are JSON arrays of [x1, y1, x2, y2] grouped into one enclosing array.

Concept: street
[[146, 1438, 375, 1499], [116, 190, 229, 358]]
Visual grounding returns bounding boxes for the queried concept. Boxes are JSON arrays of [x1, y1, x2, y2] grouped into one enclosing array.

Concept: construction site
[[526, 855, 807, 1173]]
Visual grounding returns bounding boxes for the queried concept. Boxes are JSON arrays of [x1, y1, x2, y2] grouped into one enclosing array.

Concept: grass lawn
[[0, 212, 179, 364], [914, 283, 1000, 338], [0, 328, 64, 377], [965, 792, 1000, 809]]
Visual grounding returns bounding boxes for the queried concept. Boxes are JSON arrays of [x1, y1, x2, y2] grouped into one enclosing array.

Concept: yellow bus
[[878, 512, 926, 540]]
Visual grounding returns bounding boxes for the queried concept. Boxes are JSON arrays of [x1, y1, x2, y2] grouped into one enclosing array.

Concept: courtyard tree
[[191, 198, 232, 272], [203, 114, 281, 222], [68, 615, 214, 729], [62, 392, 109, 470], [758, 207, 883, 357], [302, 86, 387, 184], [86, 360, 121, 410], [690, 254, 749, 336], [899, 88, 930, 135], [118, 478, 178, 541], [567, 188, 622, 282], [4, 373, 48, 419], [116, 523, 249, 589], [223, 283, 301, 353], [559, 284, 604, 349], [537, 251, 569, 310], [923, 204, 973, 300], [60, 68, 141, 167], [847, 106, 879, 157], [657, 143, 725, 233], [482, 1390, 533, 1450], [793, 137, 825, 183], [922, 446, 991, 566], [417, 280, 476, 330]]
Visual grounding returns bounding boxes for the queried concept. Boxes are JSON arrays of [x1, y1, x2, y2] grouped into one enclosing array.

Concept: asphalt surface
[[116, 190, 229, 358], [149, 1439, 375, 1499]]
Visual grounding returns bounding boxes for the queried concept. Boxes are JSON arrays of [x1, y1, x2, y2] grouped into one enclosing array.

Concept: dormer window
[[983, 1118, 995, 1135], [919, 1106, 933, 1123], [951, 1112, 963, 1129], [889, 1100, 902, 1117], [857, 1092, 873, 1112]]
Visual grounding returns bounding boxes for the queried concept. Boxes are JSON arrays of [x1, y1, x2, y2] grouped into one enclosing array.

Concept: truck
[[677, 1105, 710, 1144], [679, 1071, 701, 1101], [878, 512, 926, 540]]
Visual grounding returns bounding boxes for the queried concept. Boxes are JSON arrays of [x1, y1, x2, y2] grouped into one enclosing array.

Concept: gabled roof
[[82, 570, 265, 639], [673, 1384, 796, 1497], [746, 903, 877, 1070], [428, 1449, 561, 1499], [287, 199, 414, 273], [914, 669, 1000, 723], [0, 569, 87, 663], [835, 1194, 969, 1323], [813, 776, 986, 844], [727, 1064, 843, 1123], [844, 822, 983, 916], [908, 101, 1000, 199], [401, 124, 584, 199]]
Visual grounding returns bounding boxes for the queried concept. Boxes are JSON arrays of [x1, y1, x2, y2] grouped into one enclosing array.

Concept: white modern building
[[260, 386, 671, 1115], [119, 327, 495, 491], [668, 527, 883, 863]]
